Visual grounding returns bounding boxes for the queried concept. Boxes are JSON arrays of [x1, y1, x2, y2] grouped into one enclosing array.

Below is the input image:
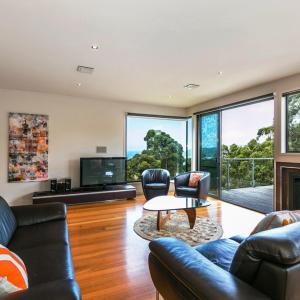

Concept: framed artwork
[[8, 113, 49, 182]]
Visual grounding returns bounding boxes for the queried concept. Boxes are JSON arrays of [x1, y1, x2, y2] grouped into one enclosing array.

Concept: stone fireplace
[[276, 162, 300, 210]]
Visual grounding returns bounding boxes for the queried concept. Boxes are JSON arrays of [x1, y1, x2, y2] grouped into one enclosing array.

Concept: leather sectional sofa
[[149, 222, 300, 300], [0, 196, 81, 300]]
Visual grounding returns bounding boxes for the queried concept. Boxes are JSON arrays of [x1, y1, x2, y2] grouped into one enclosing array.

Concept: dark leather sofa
[[0, 196, 81, 300], [174, 171, 210, 199], [149, 222, 300, 300], [141, 169, 170, 201]]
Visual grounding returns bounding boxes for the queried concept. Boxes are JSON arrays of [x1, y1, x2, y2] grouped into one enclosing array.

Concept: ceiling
[[1, 1, 300, 108]]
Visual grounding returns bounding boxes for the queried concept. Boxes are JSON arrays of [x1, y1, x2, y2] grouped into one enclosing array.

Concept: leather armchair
[[141, 169, 170, 201], [174, 171, 210, 199], [149, 222, 300, 300]]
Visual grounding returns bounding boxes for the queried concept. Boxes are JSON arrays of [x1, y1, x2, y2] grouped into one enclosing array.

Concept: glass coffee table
[[143, 195, 211, 231]]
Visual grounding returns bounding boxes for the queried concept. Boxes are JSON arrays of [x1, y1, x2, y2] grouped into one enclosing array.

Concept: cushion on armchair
[[188, 173, 202, 187]]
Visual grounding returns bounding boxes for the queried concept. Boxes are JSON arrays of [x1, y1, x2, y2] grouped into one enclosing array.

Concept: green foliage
[[127, 130, 185, 181], [287, 94, 300, 151], [222, 126, 274, 189]]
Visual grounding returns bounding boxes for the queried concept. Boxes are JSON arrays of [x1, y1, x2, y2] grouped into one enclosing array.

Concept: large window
[[285, 91, 300, 152], [126, 114, 192, 181]]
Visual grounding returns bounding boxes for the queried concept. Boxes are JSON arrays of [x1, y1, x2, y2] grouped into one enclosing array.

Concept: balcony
[[221, 158, 274, 213]]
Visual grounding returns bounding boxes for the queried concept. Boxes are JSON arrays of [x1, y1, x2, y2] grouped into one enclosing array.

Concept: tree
[[127, 130, 185, 180], [222, 126, 274, 189], [287, 94, 300, 151]]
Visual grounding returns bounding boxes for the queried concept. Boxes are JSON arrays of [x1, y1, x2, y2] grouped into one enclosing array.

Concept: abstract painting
[[8, 113, 49, 182]]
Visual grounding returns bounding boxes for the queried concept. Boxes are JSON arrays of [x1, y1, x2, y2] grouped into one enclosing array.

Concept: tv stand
[[32, 184, 136, 205]]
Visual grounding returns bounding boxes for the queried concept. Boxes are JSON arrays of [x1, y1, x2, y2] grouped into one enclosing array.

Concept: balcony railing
[[222, 157, 274, 190]]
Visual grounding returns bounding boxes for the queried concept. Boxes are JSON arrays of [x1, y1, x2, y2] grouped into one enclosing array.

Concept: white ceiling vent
[[184, 83, 200, 89], [77, 65, 94, 74]]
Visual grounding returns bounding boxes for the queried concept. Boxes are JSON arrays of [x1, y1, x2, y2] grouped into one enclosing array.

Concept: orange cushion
[[0, 244, 28, 294], [188, 173, 202, 188]]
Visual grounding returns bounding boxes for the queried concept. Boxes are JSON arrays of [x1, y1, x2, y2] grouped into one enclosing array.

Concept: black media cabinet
[[32, 184, 136, 205]]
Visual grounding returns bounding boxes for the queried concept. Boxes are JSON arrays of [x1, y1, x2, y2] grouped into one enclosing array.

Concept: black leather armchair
[[174, 171, 210, 199], [141, 169, 170, 201], [0, 196, 81, 300], [149, 222, 300, 300]]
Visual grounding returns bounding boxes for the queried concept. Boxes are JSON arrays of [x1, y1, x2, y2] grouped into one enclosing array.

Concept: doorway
[[198, 96, 274, 213]]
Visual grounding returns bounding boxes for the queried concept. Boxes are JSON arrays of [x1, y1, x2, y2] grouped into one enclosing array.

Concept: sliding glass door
[[197, 96, 274, 213], [198, 112, 220, 197]]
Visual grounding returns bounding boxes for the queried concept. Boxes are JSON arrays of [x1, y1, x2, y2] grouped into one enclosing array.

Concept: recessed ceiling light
[[76, 82, 82, 87], [184, 83, 200, 89], [218, 71, 223, 75], [91, 44, 99, 50]]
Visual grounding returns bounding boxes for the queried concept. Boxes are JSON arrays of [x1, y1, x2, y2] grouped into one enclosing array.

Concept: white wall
[[0, 89, 186, 205], [188, 72, 300, 164]]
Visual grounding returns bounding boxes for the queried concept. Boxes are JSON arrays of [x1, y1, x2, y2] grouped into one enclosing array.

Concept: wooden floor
[[67, 195, 264, 300]]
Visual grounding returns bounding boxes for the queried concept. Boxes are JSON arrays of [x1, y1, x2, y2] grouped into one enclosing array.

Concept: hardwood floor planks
[[67, 195, 264, 300]]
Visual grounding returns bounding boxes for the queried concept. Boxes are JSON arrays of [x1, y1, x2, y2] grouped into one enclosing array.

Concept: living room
[[0, 1, 300, 300]]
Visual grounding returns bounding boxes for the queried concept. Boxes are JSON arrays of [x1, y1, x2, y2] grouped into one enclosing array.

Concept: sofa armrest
[[174, 173, 190, 188], [11, 202, 66, 226], [230, 235, 247, 244], [3, 279, 81, 300], [198, 173, 210, 199], [149, 238, 270, 300]]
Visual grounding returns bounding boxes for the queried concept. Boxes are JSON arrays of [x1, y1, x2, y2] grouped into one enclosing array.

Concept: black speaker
[[50, 179, 57, 192], [56, 182, 65, 193], [65, 178, 72, 192]]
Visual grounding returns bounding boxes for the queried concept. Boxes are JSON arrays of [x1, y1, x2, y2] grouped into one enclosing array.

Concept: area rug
[[134, 212, 223, 246]]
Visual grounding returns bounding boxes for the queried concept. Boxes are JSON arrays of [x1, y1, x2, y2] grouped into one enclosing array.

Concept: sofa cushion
[[13, 244, 74, 286], [230, 222, 300, 284], [195, 239, 239, 271], [4, 279, 81, 300], [251, 210, 300, 235], [0, 197, 17, 246], [176, 187, 198, 197], [0, 244, 28, 294], [144, 183, 168, 190], [8, 220, 69, 252]]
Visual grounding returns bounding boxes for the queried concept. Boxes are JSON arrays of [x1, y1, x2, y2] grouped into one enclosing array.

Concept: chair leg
[[156, 290, 160, 300]]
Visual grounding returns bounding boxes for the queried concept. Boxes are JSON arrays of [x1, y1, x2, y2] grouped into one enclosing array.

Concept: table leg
[[157, 211, 170, 231], [183, 208, 196, 229], [157, 211, 162, 230]]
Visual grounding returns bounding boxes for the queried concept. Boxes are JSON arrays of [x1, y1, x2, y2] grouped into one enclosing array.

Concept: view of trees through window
[[221, 100, 274, 190], [286, 92, 300, 152], [126, 115, 192, 181]]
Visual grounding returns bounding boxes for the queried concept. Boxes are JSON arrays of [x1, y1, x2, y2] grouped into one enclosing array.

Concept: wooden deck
[[221, 185, 274, 214]]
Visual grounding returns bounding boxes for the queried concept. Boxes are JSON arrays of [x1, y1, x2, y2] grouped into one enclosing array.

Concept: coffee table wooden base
[[157, 211, 171, 230], [183, 208, 196, 229], [156, 209, 196, 230]]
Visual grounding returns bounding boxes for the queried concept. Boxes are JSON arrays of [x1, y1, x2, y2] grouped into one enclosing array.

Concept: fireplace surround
[[276, 162, 300, 210]]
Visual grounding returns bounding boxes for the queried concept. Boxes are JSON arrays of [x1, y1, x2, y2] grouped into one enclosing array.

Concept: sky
[[127, 100, 274, 154], [222, 100, 274, 146], [127, 117, 188, 152]]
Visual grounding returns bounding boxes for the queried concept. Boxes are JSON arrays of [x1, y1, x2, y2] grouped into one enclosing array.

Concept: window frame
[[125, 113, 192, 182], [284, 90, 300, 153]]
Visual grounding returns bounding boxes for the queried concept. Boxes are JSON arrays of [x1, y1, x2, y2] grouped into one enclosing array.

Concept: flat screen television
[[80, 157, 127, 187]]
